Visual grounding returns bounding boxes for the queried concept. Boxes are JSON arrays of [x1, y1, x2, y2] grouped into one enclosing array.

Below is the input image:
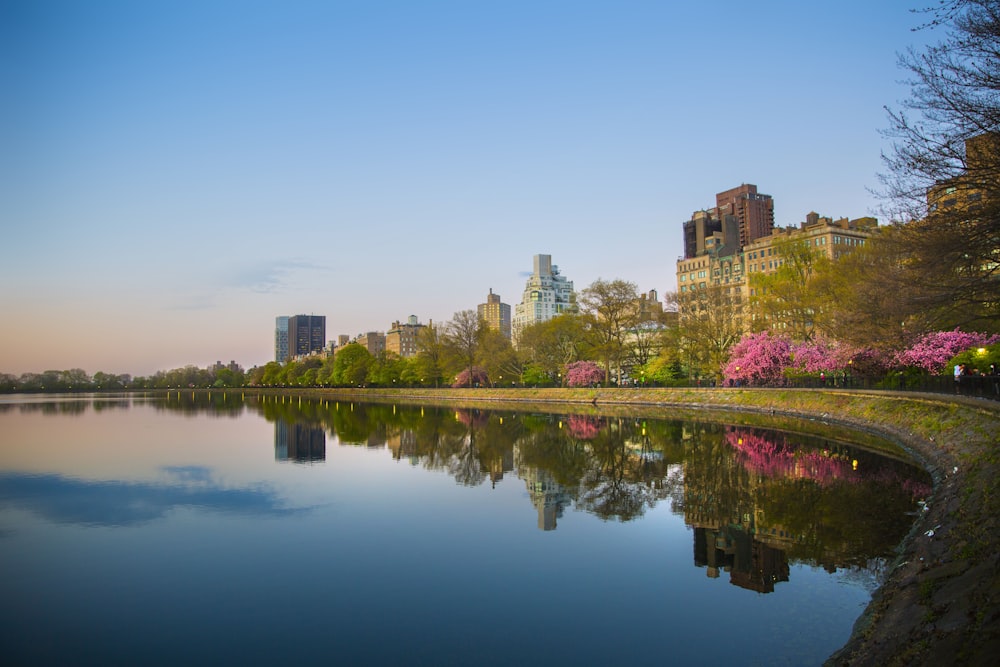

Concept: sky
[[0, 0, 939, 376]]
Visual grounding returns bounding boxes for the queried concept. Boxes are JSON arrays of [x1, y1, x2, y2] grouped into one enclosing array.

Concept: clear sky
[[1, 0, 935, 376]]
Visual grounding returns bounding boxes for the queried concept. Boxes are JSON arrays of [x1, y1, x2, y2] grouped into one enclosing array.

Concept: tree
[[258, 361, 285, 386], [750, 237, 832, 341], [564, 360, 603, 387], [878, 0, 1000, 331], [476, 327, 520, 387], [790, 335, 851, 374], [723, 332, 793, 386], [516, 313, 587, 384], [414, 324, 447, 387], [443, 310, 485, 387], [366, 352, 407, 386], [579, 279, 640, 385], [626, 313, 670, 375], [896, 328, 1000, 373], [672, 285, 746, 381], [331, 344, 372, 386], [451, 367, 489, 388], [812, 233, 924, 350]]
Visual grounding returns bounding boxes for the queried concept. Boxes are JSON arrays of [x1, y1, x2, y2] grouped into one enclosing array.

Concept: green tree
[[258, 361, 286, 386], [332, 344, 372, 386], [366, 352, 407, 387], [812, 232, 923, 350], [750, 237, 832, 341], [476, 327, 520, 387], [443, 310, 484, 387], [414, 323, 447, 387], [579, 279, 641, 385], [516, 313, 587, 385]]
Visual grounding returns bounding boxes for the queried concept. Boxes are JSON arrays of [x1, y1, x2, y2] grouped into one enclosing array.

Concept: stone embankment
[[255, 386, 1000, 665]]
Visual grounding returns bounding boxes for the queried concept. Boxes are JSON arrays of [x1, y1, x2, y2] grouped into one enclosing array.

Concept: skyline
[[2, 1, 935, 376]]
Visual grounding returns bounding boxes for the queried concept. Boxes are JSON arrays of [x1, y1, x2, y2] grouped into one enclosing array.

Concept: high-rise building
[[675, 196, 877, 332], [512, 254, 575, 346], [278, 314, 326, 362], [478, 289, 511, 340], [386, 316, 425, 358], [716, 184, 775, 249], [274, 316, 289, 362]]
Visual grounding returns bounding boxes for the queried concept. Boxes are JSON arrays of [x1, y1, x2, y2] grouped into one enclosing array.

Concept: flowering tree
[[564, 360, 604, 387], [723, 332, 792, 386], [452, 366, 489, 388], [896, 329, 1000, 374], [790, 335, 846, 374]]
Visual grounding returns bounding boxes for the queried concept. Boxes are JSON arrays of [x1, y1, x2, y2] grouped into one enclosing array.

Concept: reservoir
[[0, 393, 931, 666]]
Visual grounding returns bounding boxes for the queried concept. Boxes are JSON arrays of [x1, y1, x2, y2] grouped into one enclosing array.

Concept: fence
[[715, 373, 1000, 401]]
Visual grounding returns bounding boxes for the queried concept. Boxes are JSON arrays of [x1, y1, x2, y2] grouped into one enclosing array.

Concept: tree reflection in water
[[153, 393, 932, 585]]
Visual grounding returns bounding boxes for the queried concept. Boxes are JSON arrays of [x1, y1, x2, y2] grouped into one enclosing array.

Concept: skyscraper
[[716, 184, 775, 248], [512, 254, 575, 346], [274, 316, 289, 362], [478, 289, 511, 340], [276, 314, 326, 362]]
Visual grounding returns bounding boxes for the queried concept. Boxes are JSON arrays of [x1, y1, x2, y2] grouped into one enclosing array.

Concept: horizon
[[1, 1, 934, 376]]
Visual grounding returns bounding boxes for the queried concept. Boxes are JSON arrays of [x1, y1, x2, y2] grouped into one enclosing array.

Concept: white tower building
[[512, 254, 575, 346]]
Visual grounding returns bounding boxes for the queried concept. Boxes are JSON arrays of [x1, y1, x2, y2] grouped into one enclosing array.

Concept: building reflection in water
[[274, 420, 326, 463], [693, 525, 790, 593], [248, 400, 929, 576], [516, 451, 573, 531]]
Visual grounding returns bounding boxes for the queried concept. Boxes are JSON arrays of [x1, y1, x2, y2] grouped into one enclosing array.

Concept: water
[[0, 393, 931, 666]]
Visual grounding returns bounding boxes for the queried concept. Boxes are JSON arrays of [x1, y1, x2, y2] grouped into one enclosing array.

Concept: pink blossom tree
[[723, 332, 793, 386], [564, 360, 604, 387], [452, 366, 490, 388], [896, 329, 1000, 374], [790, 335, 845, 374]]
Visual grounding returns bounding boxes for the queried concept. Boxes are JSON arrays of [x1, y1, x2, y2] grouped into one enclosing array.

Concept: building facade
[[716, 183, 775, 249], [386, 316, 426, 358], [286, 315, 326, 360], [512, 254, 575, 346], [274, 316, 289, 362], [478, 289, 511, 340], [354, 331, 386, 356], [676, 186, 876, 331]]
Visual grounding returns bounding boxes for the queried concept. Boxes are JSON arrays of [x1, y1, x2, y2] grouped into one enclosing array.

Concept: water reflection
[[142, 393, 933, 580], [0, 393, 133, 415], [13, 393, 931, 581], [0, 466, 301, 526], [0, 393, 936, 665], [274, 421, 326, 463]]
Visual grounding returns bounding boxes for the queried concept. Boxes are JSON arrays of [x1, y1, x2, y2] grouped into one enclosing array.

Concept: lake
[[0, 392, 932, 666]]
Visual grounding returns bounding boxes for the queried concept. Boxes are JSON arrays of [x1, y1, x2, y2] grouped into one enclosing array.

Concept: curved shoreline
[[243, 386, 1000, 665]]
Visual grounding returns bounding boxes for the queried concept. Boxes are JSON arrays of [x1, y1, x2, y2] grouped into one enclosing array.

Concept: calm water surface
[[0, 393, 932, 666]]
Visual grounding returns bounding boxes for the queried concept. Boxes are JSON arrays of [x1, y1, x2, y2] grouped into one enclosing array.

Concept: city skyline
[[1, 1, 934, 375]]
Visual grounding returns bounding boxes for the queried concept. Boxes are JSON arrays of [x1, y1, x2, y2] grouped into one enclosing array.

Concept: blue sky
[[1, 0, 933, 375]]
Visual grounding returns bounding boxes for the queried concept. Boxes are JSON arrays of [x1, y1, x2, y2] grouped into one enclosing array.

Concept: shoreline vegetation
[[229, 385, 998, 666]]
